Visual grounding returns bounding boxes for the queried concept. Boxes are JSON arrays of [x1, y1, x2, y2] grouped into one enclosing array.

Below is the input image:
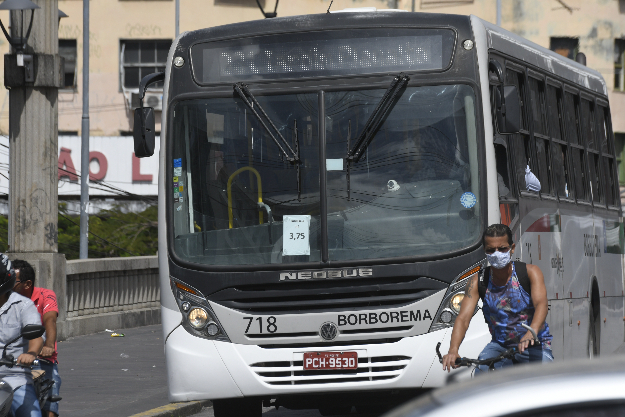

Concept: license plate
[[303, 351, 358, 370]]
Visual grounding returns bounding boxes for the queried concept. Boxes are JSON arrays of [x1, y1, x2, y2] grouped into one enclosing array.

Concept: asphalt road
[[57, 324, 169, 417], [55, 324, 398, 417]]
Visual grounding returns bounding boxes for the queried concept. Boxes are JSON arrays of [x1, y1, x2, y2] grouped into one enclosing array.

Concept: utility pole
[[6, 0, 67, 330], [175, 0, 179, 37], [79, 0, 89, 258], [497, 0, 501, 26]]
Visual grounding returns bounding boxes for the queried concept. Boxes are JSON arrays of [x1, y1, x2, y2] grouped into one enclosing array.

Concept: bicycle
[[436, 323, 541, 372]]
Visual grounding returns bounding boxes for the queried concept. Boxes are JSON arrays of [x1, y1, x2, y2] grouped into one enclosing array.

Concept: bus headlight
[[188, 308, 209, 329], [429, 260, 485, 332], [206, 322, 220, 336], [170, 277, 230, 342], [450, 293, 464, 313]]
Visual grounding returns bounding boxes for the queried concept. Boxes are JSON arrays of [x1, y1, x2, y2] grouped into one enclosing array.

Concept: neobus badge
[[280, 268, 373, 281]]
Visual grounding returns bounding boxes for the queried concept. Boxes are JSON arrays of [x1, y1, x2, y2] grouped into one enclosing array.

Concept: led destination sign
[[192, 28, 455, 83]]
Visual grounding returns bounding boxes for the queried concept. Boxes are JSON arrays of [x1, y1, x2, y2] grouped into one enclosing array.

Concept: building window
[[550, 37, 578, 60], [120, 39, 171, 90], [615, 39, 625, 92], [59, 39, 77, 89]]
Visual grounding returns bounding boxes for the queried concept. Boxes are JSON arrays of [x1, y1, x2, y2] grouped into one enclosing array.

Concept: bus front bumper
[[164, 312, 488, 402]]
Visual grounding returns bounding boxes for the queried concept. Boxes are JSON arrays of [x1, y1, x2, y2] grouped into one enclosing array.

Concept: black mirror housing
[[495, 85, 521, 134], [21, 324, 45, 340], [133, 107, 156, 157], [133, 72, 165, 158]]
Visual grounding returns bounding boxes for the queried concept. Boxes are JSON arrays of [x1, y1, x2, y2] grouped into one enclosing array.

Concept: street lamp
[[0, 0, 40, 52], [58, 8, 67, 26]]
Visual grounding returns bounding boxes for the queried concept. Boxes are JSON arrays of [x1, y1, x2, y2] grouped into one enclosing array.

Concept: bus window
[[596, 104, 610, 153], [506, 67, 536, 194], [551, 143, 571, 199], [603, 157, 617, 206], [571, 148, 589, 202], [564, 92, 580, 145], [546, 85, 562, 140], [494, 141, 513, 199], [580, 99, 596, 150], [324, 84, 481, 261], [529, 77, 553, 196], [588, 153, 604, 204], [505, 68, 527, 130], [529, 77, 546, 135], [581, 98, 604, 204], [546, 84, 571, 200], [597, 104, 618, 206], [170, 94, 322, 266]]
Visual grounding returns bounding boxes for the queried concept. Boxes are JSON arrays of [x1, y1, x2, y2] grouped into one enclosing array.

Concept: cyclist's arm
[[17, 337, 43, 366], [518, 264, 548, 352], [442, 273, 480, 371]]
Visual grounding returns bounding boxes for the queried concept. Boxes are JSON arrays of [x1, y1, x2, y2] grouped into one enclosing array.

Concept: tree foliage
[[0, 204, 158, 260]]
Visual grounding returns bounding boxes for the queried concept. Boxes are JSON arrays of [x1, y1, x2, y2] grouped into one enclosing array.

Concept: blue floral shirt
[[482, 263, 552, 350]]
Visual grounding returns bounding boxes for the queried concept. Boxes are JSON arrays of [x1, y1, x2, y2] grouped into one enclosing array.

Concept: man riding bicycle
[[442, 224, 553, 373]]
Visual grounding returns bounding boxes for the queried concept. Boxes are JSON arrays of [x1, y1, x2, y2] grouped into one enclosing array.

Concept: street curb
[[128, 400, 212, 417]]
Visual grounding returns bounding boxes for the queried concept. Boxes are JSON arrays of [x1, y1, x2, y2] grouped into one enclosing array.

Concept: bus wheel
[[588, 286, 601, 358], [213, 398, 261, 417], [318, 405, 352, 416]]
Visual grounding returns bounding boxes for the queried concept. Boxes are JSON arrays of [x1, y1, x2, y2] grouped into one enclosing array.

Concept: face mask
[[487, 250, 511, 269]]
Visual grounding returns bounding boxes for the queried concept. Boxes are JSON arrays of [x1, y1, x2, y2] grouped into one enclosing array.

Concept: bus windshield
[[171, 84, 480, 266]]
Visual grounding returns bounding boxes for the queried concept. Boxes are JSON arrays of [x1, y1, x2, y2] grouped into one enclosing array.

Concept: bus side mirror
[[495, 85, 521, 134], [134, 108, 156, 157], [133, 72, 165, 158]]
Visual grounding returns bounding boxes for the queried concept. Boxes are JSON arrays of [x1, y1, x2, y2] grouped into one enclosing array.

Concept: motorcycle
[[0, 324, 61, 417]]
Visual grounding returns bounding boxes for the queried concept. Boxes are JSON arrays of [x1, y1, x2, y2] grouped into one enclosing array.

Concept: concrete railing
[[60, 256, 161, 339]]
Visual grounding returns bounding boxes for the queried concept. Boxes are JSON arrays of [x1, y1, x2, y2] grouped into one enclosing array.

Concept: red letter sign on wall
[[58, 147, 78, 181], [132, 153, 153, 182], [89, 151, 108, 181]]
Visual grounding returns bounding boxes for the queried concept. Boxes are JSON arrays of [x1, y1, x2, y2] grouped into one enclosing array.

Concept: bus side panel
[[165, 325, 243, 402], [563, 298, 591, 359], [593, 216, 624, 297], [561, 211, 594, 300], [556, 211, 592, 360], [600, 296, 625, 355], [546, 299, 565, 361]]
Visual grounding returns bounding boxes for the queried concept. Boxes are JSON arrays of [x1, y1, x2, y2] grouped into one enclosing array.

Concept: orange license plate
[[303, 351, 358, 370]]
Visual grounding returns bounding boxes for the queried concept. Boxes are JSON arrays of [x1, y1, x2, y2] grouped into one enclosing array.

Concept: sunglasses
[[484, 246, 511, 255]]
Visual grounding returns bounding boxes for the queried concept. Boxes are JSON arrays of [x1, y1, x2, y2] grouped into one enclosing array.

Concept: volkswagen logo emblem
[[319, 322, 339, 341]]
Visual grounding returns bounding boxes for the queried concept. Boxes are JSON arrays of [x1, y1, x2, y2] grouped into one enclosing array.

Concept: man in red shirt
[[13, 260, 61, 417]]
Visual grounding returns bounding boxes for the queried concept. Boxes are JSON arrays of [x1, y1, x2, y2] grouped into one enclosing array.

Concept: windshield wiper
[[233, 83, 300, 164], [234, 83, 302, 201], [345, 73, 410, 200], [346, 73, 410, 164]]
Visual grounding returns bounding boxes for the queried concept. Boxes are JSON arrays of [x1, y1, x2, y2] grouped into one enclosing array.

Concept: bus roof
[[473, 16, 607, 96], [179, 11, 471, 50]]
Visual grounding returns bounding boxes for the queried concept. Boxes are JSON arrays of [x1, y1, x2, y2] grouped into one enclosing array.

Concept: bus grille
[[210, 276, 445, 314], [249, 355, 410, 385]]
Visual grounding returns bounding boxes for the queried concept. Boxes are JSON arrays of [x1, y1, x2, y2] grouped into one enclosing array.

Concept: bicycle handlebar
[[436, 336, 542, 370], [0, 356, 52, 368]]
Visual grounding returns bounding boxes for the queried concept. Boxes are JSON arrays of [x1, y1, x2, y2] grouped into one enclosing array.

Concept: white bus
[[132, 9, 625, 416]]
